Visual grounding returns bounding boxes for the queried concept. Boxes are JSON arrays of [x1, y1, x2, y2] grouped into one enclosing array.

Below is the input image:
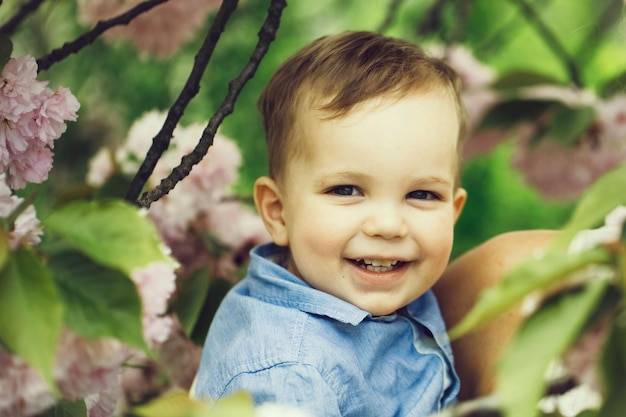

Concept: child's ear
[[253, 176, 289, 246], [452, 187, 467, 223]]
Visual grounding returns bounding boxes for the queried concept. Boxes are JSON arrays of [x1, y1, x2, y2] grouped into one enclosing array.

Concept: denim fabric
[[193, 243, 459, 417]]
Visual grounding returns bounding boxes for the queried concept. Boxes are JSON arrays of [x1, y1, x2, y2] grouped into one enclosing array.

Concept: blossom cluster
[[434, 45, 626, 200], [88, 110, 270, 281], [130, 262, 177, 346], [0, 258, 186, 417], [0, 56, 79, 189], [0, 330, 128, 417], [77, 0, 222, 58]]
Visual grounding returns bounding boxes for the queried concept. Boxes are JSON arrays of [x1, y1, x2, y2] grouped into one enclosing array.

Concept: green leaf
[[190, 279, 233, 345], [547, 104, 595, 146], [47, 250, 147, 351], [0, 229, 9, 272], [170, 268, 211, 337], [477, 99, 553, 130], [39, 399, 88, 417], [597, 315, 626, 417], [131, 390, 255, 417], [43, 199, 176, 276], [497, 280, 610, 417], [492, 70, 563, 89], [0, 248, 63, 392], [554, 164, 626, 249], [448, 247, 613, 339], [0, 35, 12, 69], [599, 70, 626, 98]]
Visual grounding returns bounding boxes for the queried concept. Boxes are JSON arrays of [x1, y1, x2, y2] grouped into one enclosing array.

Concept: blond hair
[[258, 31, 465, 184]]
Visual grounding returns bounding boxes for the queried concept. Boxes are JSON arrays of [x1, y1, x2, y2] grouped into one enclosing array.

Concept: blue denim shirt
[[193, 243, 459, 416]]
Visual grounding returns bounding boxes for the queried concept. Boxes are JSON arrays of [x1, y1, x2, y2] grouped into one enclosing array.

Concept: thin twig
[[134, 0, 287, 208], [0, 0, 45, 36], [124, 0, 240, 203], [508, 0, 583, 87], [36, 0, 168, 72], [377, 0, 404, 34], [449, 0, 475, 46], [415, 0, 446, 37]]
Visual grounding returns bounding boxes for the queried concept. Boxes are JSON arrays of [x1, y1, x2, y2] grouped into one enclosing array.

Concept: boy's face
[[256, 90, 466, 316]]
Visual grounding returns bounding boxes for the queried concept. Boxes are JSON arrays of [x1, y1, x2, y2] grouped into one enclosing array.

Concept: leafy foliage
[[0, 248, 63, 392]]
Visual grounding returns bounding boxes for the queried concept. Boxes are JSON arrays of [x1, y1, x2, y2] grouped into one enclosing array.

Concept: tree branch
[[0, 0, 45, 36], [123, 0, 240, 204], [508, 0, 583, 87], [133, 0, 287, 208], [415, 0, 446, 37], [376, 0, 404, 34], [35, 0, 169, 72]]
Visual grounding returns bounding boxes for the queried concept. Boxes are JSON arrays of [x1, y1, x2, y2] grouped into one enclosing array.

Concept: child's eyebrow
[[419, 176, 453, 186], [314, 172, 453, 187], [313, 171, 371, 187]]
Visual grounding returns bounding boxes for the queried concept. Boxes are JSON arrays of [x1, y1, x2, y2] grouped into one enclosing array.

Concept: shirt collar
[[247, 243, 448, 335], [248, 243, 370, 326]]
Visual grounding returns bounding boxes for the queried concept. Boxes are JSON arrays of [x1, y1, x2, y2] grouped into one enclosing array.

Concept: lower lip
[[347, 260, 409, 287]]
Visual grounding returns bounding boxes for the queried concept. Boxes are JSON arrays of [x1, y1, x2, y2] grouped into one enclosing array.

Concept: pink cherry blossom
[[93, 110, 264, 283], [130, 262, 177, 345], [120, 319, 201, 405], [0, 348, 55, 417], [0, 56, 46, 120], [512, 91, 626, 200], [116, 110, 241, 199], [84, 384, 122, 417], [54, 330, 127, 403], [203, 201, 270, 251], [596, 93, 626, 144], [86, 148, 115, 188], [461, 90, 508, 158], [512, 129, 624, 201], [78, 0, 222, 58], [114, 110, 245, 244], [34, 87, 80, 146], [5, 145, 54, 190], [0, 176, 43, 250], [199, 201, 271, 282], [0, 56, 79, 189]]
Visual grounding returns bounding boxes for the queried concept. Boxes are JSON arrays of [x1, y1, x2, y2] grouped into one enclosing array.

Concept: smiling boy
[[194, 31, 468, 416]]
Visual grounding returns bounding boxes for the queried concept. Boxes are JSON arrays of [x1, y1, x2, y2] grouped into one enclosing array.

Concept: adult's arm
[[434, 230, 556, 400]]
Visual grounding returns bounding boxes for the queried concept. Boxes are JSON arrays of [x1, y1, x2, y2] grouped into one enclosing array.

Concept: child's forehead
[[286, 87, 463, 183], [297, 86, 457, 125]]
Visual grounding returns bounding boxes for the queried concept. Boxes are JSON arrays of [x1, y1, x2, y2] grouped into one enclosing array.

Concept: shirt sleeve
[[222, 363, 343, 417]]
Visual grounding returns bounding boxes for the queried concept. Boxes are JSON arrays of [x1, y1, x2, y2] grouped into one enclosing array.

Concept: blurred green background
[[6, 0, 625, 257]]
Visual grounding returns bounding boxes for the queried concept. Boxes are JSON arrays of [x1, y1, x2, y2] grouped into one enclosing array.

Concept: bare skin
[[434, 230, 557, 400]]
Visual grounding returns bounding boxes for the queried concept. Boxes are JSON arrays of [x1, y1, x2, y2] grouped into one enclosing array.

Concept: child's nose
[[362, 207, 409, 239]]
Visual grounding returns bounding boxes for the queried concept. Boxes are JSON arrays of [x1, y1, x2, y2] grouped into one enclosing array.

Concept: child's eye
[[328, 185, 362, 196], [407, 190, 439, 200]]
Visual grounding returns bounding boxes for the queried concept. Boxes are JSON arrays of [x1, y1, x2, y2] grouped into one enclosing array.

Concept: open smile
[[350, 258, 406, 273]]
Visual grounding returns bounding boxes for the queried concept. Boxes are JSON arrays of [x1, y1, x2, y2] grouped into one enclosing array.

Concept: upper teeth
[[360, 259, 399, 267]]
